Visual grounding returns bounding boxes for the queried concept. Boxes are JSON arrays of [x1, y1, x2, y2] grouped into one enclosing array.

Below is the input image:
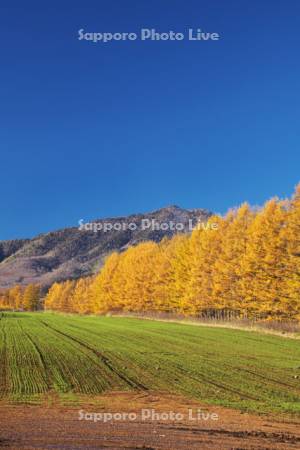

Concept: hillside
[[0, 206, 211, 289]]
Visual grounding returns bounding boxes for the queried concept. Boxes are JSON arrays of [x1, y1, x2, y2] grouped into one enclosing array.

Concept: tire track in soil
[[39, 319, 148, 391], [196, 357, 300, 400], [234, 365, 300, 391], [173, 362, 261, 402], [18, 321, 51, 392], [40, 319, 261, 402], [28, 321, 115, 392], [167, 425, 300, 445]]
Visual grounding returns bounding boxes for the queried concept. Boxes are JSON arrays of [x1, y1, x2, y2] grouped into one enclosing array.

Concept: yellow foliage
[[40, 184, 300, 320]]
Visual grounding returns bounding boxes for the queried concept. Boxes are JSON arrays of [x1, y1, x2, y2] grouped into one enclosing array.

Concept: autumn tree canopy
[[43, 184, 300, 321]]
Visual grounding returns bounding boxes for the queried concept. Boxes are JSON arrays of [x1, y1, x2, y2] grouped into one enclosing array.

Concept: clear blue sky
[[1, 0, 300, 239]]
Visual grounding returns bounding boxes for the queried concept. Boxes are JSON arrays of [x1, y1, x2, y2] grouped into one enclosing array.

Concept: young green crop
[[0, 312, 300, 416]]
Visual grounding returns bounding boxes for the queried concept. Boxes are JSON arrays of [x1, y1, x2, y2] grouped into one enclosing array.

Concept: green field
[[0, 312, 300, 416]]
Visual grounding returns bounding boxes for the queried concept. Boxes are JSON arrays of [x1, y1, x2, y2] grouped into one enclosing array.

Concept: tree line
[[44, 185, 300, 320], [0, 284, 40, 311]]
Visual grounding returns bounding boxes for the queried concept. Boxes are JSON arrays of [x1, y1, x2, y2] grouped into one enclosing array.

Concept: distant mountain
[[0, 206, 212, 290]]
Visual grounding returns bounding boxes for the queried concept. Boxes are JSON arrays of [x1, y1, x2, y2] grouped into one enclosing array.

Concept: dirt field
[[1, 392, 300, 450]]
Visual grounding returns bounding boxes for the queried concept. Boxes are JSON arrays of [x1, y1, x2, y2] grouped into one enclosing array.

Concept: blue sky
[[1, 0, 300, 239]]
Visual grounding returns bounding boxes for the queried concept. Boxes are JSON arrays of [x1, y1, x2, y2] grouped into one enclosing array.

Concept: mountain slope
[[0, 206, 211, 289]]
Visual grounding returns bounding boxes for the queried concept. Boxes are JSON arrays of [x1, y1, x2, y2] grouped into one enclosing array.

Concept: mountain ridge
[[0, 206, 212, 290]]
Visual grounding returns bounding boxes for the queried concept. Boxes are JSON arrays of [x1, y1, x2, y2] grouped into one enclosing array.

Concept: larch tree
[[239, 199, 287, 318], [23, 284, 40, 311], [280, 184, 300, 318], [91, 252, 121, 313], [212, 204, 254, 316]]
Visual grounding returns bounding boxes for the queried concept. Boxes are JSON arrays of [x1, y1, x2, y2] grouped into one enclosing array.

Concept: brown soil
[[0, 392, 299, 449]]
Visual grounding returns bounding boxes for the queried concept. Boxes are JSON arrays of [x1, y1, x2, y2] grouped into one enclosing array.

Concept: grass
[[0, 311, 300, 416]]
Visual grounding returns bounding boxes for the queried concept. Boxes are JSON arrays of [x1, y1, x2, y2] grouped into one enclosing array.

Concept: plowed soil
[[1, 392, 299, 449]]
